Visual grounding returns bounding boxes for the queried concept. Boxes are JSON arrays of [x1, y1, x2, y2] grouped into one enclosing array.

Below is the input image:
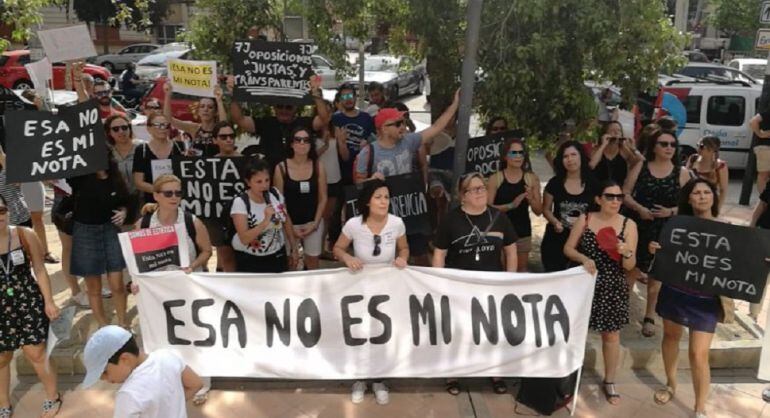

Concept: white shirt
[[230, 191, 287, 256], [147, 207, 200, 271], [114, 350, 187, 418], [341, 214, 405, 264]]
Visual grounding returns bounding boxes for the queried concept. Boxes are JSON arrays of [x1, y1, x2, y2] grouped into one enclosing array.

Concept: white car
[[135, 49, 191, 90], [91, 43, 160, 73], [726, 58, 766, 84]]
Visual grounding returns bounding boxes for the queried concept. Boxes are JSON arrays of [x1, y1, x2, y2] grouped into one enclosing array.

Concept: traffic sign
[[762, 1, 770, 24], [757, 29, 770, 50]]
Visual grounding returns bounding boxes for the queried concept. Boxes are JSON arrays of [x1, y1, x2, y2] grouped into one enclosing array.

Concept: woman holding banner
[[274, 126, 328, 270], [132, 113, 185, 204], [648, 178, 722, 418], [333, 179, 409, 405], [68, 153, 130, 328], [0, 195, 62, 418], [564, 180, 638, 405], [434, 172, 517, 395], [163, 82, 227, 157]]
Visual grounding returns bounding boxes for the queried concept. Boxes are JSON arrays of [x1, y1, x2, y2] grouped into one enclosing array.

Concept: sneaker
[[101, 288, 112, 298], [351, 381, 366, 404], [73, 292, 89, 307], [372, 382, 389, 405], [763, 386, 770, 402]]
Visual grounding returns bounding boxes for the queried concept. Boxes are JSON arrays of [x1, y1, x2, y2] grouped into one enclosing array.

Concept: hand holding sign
[[231, 41, 315, 105]]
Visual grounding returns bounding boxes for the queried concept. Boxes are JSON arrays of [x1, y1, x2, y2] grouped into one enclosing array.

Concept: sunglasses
[[384, 120, 405, 128], [217, 133, 236, 140], [145, 103, 161, 110], [292, 136, 311, 144], [507, 150, 525, 157], [372, 234, 382, 257], [275, 104, 295, 110], [94, 91, 110, 97], [110, 125, 130, 133], [151, 122, 170, 129], [657, 141, 676, 148], [464, 186, 487, 195], [602, 193, 625, 202], [159, 190, 183, 198], [0, 207, 7, 215], [340, 93, 354, 100]]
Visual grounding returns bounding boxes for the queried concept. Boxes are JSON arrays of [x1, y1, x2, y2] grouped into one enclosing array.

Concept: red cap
[[374, 108, 406, 129]]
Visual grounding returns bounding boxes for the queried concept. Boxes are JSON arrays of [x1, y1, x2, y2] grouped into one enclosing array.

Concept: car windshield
[[743, 64, 765, 80], [137, 50, 187, 66], [364, 58, 398, 72]]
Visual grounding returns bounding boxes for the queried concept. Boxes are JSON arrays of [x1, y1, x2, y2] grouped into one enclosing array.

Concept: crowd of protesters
[[2, 55, 770, 418]]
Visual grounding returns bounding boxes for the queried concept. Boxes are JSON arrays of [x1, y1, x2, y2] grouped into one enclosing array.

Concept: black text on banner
[[231, 41, 314, 105], [4, 100, 108, 182], [344, 173, 430, 235], [172, 156, 247, 220], [464, 130, 524, 177], [651, 215, 770, 303]]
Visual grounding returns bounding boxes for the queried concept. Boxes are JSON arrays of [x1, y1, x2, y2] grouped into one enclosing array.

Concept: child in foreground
[[81, 326, 203, 418]]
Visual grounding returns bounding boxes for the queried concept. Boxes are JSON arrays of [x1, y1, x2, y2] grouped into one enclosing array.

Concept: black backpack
[[140, 210, 200, 255], [221, 192, 251, 243]]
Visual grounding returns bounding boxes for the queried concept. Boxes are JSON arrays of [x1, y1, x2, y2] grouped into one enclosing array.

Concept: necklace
[[463, 208, 492, 261]]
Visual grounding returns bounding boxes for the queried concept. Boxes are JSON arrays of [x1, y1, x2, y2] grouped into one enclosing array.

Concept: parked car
[[0, 50, 111, 90], [675, 62, 759, 85], [727, 58, 766, 84], [135, 49, 191, 90], [140, 76, 200, 123], [90, 43, 160, 73], [311, 55, 345, 89], [343, 55, 425, 100]]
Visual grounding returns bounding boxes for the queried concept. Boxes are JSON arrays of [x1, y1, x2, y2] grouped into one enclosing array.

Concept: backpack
[[220, 188, 283, 242], [140, 210, 200, 255]]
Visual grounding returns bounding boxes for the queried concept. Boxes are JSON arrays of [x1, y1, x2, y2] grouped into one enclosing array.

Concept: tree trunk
[[102, 18, 110, 55]]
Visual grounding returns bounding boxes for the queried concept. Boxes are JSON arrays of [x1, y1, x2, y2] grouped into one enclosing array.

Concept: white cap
[[81, 325, 132, 388]]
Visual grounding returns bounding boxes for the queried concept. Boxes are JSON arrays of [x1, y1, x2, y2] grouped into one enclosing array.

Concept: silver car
[[91, 43, 160, 73], [344, 55, 426, 100], [135, 49, 191, 90]]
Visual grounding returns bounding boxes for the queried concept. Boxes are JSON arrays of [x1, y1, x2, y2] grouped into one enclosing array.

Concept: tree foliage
[[0, 0, 69, 51], [709, 0, 762, 38]]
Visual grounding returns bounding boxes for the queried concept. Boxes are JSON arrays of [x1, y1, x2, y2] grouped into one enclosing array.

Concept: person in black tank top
[[487, 137, 542, 272], [274, 127, 328, 270], [162, 82, 227, 157], [589, 121, 642, 186]]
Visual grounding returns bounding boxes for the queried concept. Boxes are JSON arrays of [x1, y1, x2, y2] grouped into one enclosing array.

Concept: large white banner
[[135, 266, 595, 379]]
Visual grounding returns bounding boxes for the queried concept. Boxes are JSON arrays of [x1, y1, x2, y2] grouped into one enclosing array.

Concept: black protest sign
[[129, 226, 182, 272], [4, 100, 107, 182], [651, 216, 770, 303], [464, 130, 524, 176], [344, 173, 430, 235], [0, 87, 35, 149], [172, 156, 247, 220], [231, 40, 314, 105]]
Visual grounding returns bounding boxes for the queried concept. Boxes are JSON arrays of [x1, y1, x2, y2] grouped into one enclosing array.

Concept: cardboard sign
[[172, 156, 247, 220], [344, 172, 430, 235], [4, 100, 108, 182], [167, 59, 218, 98], [37, 25, 97, 63], [231, 40, 314, 105], [24, 58, 52, 99], [0, 87, 35, 149], [464, 130, 524, 176], [118, 224, 191, 275], [651, 216, 770, 303]]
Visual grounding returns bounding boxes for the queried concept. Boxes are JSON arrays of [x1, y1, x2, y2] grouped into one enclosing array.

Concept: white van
[[659, 80, 762, 169]]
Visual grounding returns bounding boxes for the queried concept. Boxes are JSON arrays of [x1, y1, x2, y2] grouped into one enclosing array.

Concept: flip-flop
[[41, 393, 62, 418], [446, 380, 461, 396], [653, 385, 675, 405], [642, 317, 656, 337], [0, 405, 12, 418], [193, 391, 208, 406], [602, 381, 620, 405]]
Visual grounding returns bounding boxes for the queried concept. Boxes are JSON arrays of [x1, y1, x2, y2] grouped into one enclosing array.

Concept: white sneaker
[[372, 382, 389, 405], [73, 292, 89, 307], [101, 288, 112, 298], [351, 381, 366, 404]]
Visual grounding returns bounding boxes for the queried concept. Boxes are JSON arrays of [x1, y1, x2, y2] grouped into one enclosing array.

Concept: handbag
[[52, 195, 74, 233]]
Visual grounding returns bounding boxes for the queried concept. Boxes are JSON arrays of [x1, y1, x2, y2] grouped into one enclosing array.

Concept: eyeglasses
[[340, 93, 354, 100], [507, 150, 525, 157], [0, 207, 7, 215], [657, 141, 676, 148], [94, 91, 110, 97], [145, 103, 161, 110], [464, 186, 487, 195], [217, 133, 236, 140], [151, 122, 170, 129], [159, 190, 183, 198], [384, 120, 405, 128], [292, 136, 312, 144], [602, 193, 625, 201], [110, 125, 130, 133], [372, 234, 381, 257]]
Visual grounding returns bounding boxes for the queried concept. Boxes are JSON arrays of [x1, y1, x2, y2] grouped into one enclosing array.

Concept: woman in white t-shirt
[[332, 179, 408, 406], [231, 159, 298, 273]]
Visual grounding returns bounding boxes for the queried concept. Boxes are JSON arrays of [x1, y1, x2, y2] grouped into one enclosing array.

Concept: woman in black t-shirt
[[541, 140, 598, 272], [132, 113, 184, 204], [274, 127, 328, 270], [434, 172, 517, 396], [589, 121, 641, 186]]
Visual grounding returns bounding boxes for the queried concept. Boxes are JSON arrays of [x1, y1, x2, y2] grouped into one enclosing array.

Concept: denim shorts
[[70, 222, 126, 276]]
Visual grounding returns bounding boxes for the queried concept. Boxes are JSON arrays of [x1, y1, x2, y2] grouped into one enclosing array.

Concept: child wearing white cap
[[82, 326, 202, 418]]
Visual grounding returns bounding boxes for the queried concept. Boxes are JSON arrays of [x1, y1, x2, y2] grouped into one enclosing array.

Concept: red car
[[0, 50, 111, 90], [141, 76, 206, 122]]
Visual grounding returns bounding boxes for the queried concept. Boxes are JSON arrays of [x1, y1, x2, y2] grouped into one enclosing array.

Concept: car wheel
[[416, 77, 425, 95], [13, 79, 34, 90], [102, 62, 115, 73]]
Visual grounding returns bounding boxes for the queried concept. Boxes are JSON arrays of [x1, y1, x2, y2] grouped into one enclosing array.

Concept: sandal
[[492, 379, 507, 394], [192, 391, 208, 406], [0, 405, 11, 418], [44, 252, 60, 264], [654, 385, 675, 405], [41, 393, 62, 417], [602, 381, 620, 405], [642, 317, 656, 337], [446, 380, 461, 396]]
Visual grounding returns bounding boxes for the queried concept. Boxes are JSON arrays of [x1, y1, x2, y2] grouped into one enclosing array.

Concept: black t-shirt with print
[[544, 177, 598, 230], [759, 183, 770, 229], [434, 206, 517, 271]]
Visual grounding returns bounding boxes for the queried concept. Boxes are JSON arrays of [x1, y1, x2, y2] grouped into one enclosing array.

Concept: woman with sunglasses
[[589, 121, 642, 185], [132, 113, 185, 204], [0, 194, 63, 418], [68, 152, 130, 328], [649, 179, 727, 418], [163, 82, 227, 157], [105, 115, 142, 225], [488, 137, 542, 272], [434, 172, 517, 395], [623, 126, 691, 337], [231, 158, 298, 273], [274, 127, 327, 270], [564, 181, 638, 405], [333, 179, 408, 405], [685, 136, 728, 211], [541, 140, 598, 272]]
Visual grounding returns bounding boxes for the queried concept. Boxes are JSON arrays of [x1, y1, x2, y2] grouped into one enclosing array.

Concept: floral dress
[[0, 230, 47, 351], [632, 163, 680, 272]]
